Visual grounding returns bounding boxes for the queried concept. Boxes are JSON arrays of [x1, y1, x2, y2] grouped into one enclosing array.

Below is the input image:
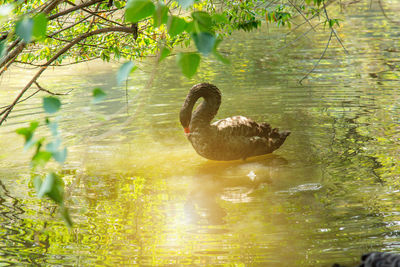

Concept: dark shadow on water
[[0, 180, 52, 265]]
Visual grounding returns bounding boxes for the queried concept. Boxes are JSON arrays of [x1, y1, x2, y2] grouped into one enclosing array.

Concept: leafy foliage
[[0, 0, 339, 88], [15, 96, 72, 223]]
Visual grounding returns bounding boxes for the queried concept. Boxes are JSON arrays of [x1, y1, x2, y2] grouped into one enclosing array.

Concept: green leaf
[[184, 21, 194, 33], [15, 17, 33, 43], [177, 52, 200, 78], [117, 61, 135, 85], [92, 88, 107, 103], [16, 121, 39, 143], [178, 0, 195, 9], [32, 151, 52, 168], [45, 138, 61, 152], [192, 11, 213, 33], [60, 206, 73, 227], [46, 119, 58, 136], [168, 16, 187, 37], [52, 147, 67, 163], [328, 18, 340, 28], [43, 96, 61, 114], [159, 46, 170, 62], [37, 172, 64, 204], [213, 38, 230, 64], [33, 175, 42, 193], [24, 136, 39, 151], [32, 13, 48, 40], [153, 2, 168, 27], [192, 32, 215, 55], [115, 1, 123, 9], [125, 0, 155, 23]]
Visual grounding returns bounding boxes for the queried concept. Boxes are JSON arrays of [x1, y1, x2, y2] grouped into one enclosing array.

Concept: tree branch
[[34, 81, 73, 95], [49, 0, 105, 20], [0, 0, 65, 71], [48, 14, 93, 38], [0, 26, 135, 126], [64, 0, 124, 27]]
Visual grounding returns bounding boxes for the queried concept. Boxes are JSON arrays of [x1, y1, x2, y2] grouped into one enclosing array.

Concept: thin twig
[[299, 29, 333, 84], [278, 22, 324, 52], [0, 85, 72, 113], [34, 81, 73, 95], [287, 0, 316, 32], [378, 0, 400, 25], [14, 57, 101, 67], [48, 15, 93, 38], [323, 6, 348, 54], [49, 0, 104, 20], [332, 29, 349, 54], [63, 0, 124, 27]]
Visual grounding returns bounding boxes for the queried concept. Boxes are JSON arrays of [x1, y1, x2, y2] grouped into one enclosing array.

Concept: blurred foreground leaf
[[125, 0, 155, 23], [117, 61, 136, 85], [192, 32, 215, 55], [92, 88, 107, 103], [15, 17, 33, 43], [32, 13, 48, 40], [37, 172, 64, 205], [43, 96, 61, 114], [177, 52, 200, 78]]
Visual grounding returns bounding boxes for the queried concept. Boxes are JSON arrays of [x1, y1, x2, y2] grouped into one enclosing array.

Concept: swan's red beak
[[184, 127, 190, 134]]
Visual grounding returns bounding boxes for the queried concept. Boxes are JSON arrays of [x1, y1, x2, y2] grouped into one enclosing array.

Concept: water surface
[[1, 3, 400, 266]]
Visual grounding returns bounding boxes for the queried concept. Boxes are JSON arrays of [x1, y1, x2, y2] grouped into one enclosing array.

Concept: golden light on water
[[69, 135, 298, 265]]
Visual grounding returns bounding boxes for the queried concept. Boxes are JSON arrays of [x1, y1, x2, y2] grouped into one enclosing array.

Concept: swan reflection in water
[[183, 154, 288, 226]]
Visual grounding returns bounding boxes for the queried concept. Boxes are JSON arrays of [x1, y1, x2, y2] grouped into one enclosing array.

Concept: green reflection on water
[[1, 3, 400, 266]]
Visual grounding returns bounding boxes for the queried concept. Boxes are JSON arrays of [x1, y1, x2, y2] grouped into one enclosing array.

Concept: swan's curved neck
[[180, 83, 221, 130]]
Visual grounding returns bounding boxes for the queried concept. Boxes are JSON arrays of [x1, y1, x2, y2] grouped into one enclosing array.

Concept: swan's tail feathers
[[270, 128, 290, 150], [281, 130, 291, 139]]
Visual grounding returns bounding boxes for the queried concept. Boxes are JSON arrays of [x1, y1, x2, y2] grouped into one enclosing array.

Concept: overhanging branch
[[0, 26, 135, 126]]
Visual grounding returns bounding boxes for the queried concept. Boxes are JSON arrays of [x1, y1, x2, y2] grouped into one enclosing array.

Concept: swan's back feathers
[[360, 252, 400, 267], [212, 116, 271, 137]]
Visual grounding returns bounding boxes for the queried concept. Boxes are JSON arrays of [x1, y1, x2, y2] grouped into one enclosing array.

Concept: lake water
[[1, 2, 400, 266]]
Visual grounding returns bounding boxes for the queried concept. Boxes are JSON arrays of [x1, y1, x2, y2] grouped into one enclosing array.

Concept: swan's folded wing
[[211, 116, 271, 137]]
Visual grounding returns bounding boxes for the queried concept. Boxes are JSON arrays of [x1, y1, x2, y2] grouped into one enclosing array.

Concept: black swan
[[179, 83, 290, 161], [333, 252, 400, 267]]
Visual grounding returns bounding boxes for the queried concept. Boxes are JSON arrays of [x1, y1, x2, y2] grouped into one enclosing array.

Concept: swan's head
[[179, 109, 191, 134]]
